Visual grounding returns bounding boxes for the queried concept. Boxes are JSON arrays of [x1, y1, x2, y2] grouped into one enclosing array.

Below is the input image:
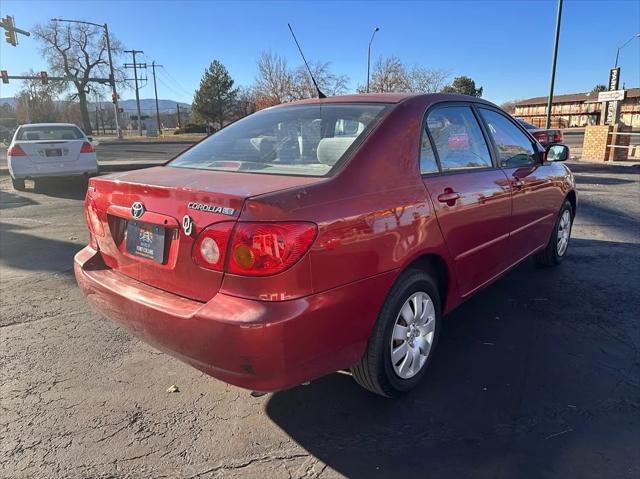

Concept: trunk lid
[[88, 165, 325, 302], [17, 140, 84, 163]]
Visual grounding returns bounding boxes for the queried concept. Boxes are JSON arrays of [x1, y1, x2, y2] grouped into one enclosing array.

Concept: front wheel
[[535, 199, 573, 266], [351, 269, 441, 397], [11, 177, 25, 191]]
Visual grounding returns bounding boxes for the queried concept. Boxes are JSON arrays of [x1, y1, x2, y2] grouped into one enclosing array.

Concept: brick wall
[[582, 125, 610, 162], [609, 125, 631, 161]]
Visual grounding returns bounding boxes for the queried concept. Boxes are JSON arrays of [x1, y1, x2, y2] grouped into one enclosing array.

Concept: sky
[[0, 0, 639, 106]]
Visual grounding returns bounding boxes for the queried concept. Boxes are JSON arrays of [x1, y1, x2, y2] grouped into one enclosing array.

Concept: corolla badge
[[131, 201, 145, 219], [182, 215, 193, 236], [187, 202, 235, 216]]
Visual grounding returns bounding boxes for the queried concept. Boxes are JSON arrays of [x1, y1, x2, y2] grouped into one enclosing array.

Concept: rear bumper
[[9, 159, 98, 179], [74, 246, 396, 391]]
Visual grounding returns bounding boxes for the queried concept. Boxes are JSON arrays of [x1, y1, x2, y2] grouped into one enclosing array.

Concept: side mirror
[[546, 144, 569, 162]]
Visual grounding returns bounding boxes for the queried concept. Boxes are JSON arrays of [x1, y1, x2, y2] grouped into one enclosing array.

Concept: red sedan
[[75, 93, 575, 397]]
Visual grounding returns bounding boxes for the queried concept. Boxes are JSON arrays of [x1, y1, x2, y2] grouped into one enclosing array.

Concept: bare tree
[[33, 21, 124, 134], [292, 61, 349, 99], [254, 51, 350, 108], [254, 51, 294, 108], [408, 66, 450, 93], [359, 56, 411, 93], [14, 70, 65, 123]]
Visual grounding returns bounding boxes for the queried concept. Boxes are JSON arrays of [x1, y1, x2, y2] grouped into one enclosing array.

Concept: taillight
[[533, 131, 547, 144], [192, 222, 234, 271], [7, 144, 26, 156], [228, 222, 317, 276], [86, 200, 104, 237], [80, 142, 95, 153]]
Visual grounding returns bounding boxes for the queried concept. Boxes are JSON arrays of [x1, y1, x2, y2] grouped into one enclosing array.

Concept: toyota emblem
[[131, 201, 145, 219]]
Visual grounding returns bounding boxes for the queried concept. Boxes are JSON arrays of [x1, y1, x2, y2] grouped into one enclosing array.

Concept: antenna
[[287, 23, 326, 99]]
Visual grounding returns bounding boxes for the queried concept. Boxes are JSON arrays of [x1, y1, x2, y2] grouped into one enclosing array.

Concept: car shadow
[[29, 177, 89, 200], [0, 222, 82, 276], [265, 238, 639, 478], [0, 189, 39, 210]]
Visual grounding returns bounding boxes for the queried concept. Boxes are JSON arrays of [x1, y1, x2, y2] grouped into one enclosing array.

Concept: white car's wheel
[[11, 177, 25, 191]]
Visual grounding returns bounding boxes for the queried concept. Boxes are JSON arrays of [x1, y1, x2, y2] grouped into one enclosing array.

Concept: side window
[[479, 108, 537, 168], [420, 132, 439, 174], [426, 106, 492, 172]]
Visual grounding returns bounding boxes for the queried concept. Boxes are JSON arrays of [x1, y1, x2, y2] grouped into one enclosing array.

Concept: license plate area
[[125, 221, 166, 263], [45, 148, 62, 157]]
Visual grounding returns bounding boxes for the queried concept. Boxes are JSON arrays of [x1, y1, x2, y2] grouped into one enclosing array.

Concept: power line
[[124, 49, 145, 136], [159, 66, 193, 97]]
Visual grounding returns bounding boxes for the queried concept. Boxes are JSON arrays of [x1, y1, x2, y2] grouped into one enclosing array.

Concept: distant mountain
[[0, 97, 191, 113]]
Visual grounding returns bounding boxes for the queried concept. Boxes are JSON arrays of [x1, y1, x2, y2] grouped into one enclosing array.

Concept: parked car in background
[[0, 125, 14, 144], [8, 123, 98, 191], [75, 93, 575, 397], [516, 118, 563, 147]]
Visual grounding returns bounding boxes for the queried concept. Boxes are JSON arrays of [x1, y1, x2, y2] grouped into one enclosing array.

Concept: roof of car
[[19, 123, 80, 128], [272, 92, 497, 108]]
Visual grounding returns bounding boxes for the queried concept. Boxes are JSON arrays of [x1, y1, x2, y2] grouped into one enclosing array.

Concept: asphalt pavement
[[0, 160, 638, 478]]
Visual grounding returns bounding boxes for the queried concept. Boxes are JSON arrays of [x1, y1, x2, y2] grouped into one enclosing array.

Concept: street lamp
[[51, 18, 122, 139], [366, 27, 380, 94], [614, 32, 640, 68]]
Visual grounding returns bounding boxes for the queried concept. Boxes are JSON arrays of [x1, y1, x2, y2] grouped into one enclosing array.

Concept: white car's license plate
[[45, 148, 62, 157]]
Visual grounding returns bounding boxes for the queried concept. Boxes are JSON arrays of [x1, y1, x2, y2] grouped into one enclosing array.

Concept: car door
[[476, 107, 558, 263], [421, 104, 512, 298]]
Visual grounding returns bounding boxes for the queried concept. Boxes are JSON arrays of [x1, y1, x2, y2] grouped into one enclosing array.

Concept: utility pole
[[545, 0, 563, 129], [124, 49, 145, 136], [176, 104, 182, 129], [151, 61, 163, 135]]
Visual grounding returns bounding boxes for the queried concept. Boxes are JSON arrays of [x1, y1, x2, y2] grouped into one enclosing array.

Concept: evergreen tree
[[192, 60, 238, 129], [442, 76, 483, 97]]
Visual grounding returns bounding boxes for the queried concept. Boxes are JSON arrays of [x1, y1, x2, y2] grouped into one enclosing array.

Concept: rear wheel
[[11, 177, 25, 191], [535, 199, 573, 266], [351, 269, 441, 397]]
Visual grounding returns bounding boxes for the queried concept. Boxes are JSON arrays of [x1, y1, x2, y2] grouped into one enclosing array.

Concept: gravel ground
[[0, 161, 638, 478]]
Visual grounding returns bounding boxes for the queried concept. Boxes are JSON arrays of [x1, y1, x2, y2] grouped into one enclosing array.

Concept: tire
[[11, 177, 25, 191], [535, 199, 573, 266], [351, 268, 441, 397]]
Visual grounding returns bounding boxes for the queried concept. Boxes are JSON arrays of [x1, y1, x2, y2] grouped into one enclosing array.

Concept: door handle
[[511, 179, 525, 189], [437, 191, 461, 206]]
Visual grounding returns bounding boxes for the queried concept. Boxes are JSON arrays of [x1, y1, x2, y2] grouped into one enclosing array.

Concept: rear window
[[516, 119, 538, 130], [17, 125, 84, 141], [169, 103, 388, 177]]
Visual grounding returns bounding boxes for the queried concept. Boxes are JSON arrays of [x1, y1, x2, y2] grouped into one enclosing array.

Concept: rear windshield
[[17, 125, 84, 141], [169, 103, 389, 177]]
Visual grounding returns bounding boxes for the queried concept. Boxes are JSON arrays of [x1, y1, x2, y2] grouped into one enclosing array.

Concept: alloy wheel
[[557, 209, 571, 256], [390, 291, 436, 379]]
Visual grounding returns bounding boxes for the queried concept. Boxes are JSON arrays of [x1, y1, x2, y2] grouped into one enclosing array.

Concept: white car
[[7, 123, 98, 190]]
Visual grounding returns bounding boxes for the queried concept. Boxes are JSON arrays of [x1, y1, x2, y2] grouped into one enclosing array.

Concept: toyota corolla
[[75, 93, 576, 397]]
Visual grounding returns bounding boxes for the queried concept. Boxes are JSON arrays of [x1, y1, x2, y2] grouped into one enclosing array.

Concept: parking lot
[[0, 155, 638, 478]]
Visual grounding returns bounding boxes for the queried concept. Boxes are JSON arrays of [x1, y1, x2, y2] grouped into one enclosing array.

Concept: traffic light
[[40, 71, 48, 84], [1, 70, 8, 84], [3, 16, 17, 46], [111, 92, 119, 103]]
